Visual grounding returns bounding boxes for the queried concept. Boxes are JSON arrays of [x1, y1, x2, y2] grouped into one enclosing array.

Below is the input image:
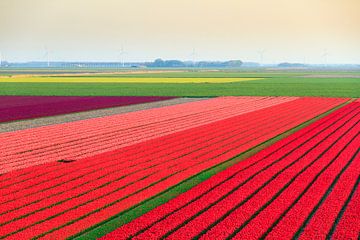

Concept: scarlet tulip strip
[[233, 133, 360, 240], [330, 178, 360, 240], [297, 152, 360, 239], [102, 102, 359, 240]]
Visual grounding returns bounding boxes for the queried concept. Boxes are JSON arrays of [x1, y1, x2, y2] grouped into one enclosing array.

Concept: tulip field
[[0, 94, 359, 239], [105, 100, 359, 240]]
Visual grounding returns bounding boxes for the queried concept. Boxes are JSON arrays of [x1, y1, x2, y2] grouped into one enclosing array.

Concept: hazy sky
[[0, 0, 359, 63]]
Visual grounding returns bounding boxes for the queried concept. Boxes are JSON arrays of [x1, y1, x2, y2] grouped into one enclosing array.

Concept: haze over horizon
[[0, 0, 359, 64]]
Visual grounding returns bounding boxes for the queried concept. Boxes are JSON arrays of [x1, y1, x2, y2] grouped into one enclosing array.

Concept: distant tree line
[[147, 59, 243, 68], [277, 62, 307, 68]]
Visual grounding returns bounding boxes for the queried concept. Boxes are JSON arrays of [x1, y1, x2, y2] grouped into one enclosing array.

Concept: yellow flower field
[[0, 77, 263, 83]]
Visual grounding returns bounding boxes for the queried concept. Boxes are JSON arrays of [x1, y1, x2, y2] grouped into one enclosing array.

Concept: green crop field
[[0, 70, 359, 98]]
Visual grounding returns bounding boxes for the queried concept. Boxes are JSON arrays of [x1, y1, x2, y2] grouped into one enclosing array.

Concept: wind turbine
[[119, 47, 127, 68], [189, 48, 196, 67], [43, 46, 50, 67], [257, 50, 266, 65], [303, 56, 307, 65], [0, 51, 2, 67], [322, 49, 329, 66]]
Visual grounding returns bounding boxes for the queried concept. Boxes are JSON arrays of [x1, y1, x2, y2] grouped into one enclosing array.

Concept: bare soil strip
[[302, 74, 360, 79], [0, 70, 187, 78]]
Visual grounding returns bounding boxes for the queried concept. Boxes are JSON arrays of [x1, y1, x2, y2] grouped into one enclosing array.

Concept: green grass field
[[0, 70, 359, 97]]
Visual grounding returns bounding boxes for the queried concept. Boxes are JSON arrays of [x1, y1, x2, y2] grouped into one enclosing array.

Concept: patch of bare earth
[[302, 74, 360, 78], [0, 70, 189, 78]]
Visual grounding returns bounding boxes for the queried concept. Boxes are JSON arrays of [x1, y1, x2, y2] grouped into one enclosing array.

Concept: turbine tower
[[119, 46, 127, 68], [322, 49, 329, 66], [190, 48, 196, 67], [257, 50, 266, 65], [0, 51, 2, 67], [44, 46, 50, 67]]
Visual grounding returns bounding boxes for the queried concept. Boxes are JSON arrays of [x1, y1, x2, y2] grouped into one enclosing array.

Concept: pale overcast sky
[[0, 0, 359, 63]]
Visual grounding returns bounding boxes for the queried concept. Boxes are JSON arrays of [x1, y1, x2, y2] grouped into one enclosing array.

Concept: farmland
[[2, 0, 360, 238], [0, 69, 359, 239], [0, 70, 359, 97]]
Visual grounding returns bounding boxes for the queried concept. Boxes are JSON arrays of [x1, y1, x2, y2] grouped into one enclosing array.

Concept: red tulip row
[[295, 152, 359, 240], [0, 97, 296, 173], [103, 101, 359, 240], [330, 180, 359, 240], [0, 98, 347, 239]]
